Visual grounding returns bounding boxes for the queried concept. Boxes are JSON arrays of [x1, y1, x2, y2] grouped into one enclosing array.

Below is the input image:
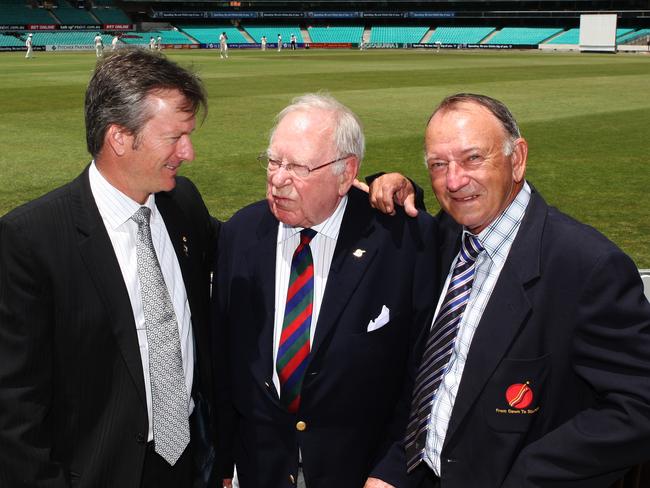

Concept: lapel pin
[[352, 248, 366, 258]]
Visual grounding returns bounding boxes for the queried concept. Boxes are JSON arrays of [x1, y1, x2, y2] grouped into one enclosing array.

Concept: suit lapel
[[248, 211, 281, 397], [71, 168, 147, 408], [311, 189, 378, 358], [444, 190, 546, 445]]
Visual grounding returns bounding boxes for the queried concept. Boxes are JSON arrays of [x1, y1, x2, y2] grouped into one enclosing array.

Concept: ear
[[510, 138, 528, 183], [104, 124, 130, 157], [338, 156, 361, 197]]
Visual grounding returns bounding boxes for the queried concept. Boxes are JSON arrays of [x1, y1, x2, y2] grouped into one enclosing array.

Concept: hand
[[367, 173, 418, 217], [363, 477, 396, 488], [222, 479, 233, 488]]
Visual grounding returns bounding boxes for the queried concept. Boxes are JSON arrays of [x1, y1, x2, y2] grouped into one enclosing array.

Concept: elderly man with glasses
[[213, 93, 440, 488]]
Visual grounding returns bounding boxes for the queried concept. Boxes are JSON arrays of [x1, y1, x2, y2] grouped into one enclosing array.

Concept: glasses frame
[[259, 153, 351, 178]]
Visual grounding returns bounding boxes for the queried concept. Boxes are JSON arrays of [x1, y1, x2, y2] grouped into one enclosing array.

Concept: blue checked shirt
[[424, 182, 531, 475]]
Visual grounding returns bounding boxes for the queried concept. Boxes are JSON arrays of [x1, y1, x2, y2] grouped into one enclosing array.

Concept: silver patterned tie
[[132, 206, 190, 466]]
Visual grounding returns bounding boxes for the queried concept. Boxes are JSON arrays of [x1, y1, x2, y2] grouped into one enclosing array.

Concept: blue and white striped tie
[[405, 232, 484, 472]]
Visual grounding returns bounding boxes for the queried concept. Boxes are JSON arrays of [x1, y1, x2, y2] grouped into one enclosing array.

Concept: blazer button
[[296, 420, 307, 431], [135, 433, 145, 444], [289, 474, 296, 484]]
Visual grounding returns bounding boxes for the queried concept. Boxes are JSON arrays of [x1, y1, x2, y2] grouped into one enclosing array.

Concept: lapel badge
[[182, 236, 189, 257], [352, 248, 366, 258], [505, 381, 533, 409]]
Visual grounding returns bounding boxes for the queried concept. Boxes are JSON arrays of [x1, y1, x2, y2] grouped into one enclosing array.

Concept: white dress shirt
[[425, 182, 532, 474], [88, 162, 194, 442], [271, 195, 348, 394]]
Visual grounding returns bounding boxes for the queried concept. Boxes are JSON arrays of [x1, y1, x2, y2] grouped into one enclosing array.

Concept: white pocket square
[[367, 305, 390, 332]]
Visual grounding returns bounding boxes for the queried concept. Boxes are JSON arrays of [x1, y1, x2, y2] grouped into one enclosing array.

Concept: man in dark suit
[[213, 94, 438, 488], [0, 49, 217, 488], [364, 93, 650, 487]]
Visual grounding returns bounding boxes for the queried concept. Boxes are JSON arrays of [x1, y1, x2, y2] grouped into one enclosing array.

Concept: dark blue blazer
[[411, 186, 650, 488], [0, 168, 218, 488], [213, 187, 439, 488]]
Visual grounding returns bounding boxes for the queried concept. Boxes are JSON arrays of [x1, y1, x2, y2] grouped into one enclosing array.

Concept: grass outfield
[[1, 48, 649, 266]]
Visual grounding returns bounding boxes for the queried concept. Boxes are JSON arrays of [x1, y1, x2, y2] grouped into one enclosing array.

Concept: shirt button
[[296, 421, 307, 431]]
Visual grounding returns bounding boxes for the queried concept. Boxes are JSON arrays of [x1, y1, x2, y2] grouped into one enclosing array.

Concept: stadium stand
[[428, 27, 496, 44], [50, 1, 98, 25], [91, 7, 131, 25], [545, 28, 579, 44], [120, 30, 195, 45], [243, 25, 302, 43], [617, 28, 650, 43], [307, 26, 364, 44], [18, 31, 112, 46], [486, 27, 564, 45], [180, 26, 248, 44], [369, 26, 429, 44], [0, 34, 25, 47], [0, 0, 56, 25]]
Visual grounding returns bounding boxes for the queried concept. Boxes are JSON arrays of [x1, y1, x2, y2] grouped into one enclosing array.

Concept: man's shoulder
[[226, 200, 270, 227]]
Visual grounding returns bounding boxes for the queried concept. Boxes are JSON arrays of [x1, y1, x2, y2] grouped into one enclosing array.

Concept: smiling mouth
[[164, 164, 179, 171], [452, 194, 479, 202]]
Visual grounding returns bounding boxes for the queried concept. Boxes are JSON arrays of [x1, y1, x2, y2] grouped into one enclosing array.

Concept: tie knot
[[131, 206, 151, 227], [460, 233, 483, 262], [300, 228, 317, 245]]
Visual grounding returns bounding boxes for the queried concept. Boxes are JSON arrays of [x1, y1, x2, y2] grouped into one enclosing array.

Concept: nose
[[269, 164, 292, 188], [446, 160, 469, 192], [176, 134, 195, 162]]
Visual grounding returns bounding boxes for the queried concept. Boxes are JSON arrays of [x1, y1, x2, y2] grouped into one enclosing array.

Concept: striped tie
[[277, 228, 317, 413], [405, 233, 484, 472]]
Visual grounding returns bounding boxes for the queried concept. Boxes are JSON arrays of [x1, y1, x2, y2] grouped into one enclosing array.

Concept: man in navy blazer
[[366, 93, 650, 487], [0, 50, 217, 488], [213, 94, 438, 488]]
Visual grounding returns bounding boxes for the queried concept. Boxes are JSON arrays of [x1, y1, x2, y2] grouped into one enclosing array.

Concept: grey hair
[[84, 48, 207, 158], [428, 93, 521, 157], [269, 93, 365, 174]]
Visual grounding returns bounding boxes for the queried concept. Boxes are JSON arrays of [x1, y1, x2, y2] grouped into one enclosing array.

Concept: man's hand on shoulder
[[363, 477, 395, 488], [353, 172, 418, 217]]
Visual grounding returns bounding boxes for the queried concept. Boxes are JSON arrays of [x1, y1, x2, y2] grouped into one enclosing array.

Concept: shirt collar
[[89, 161, 156, 231], [464, 181, 531, 264], [277, 194, 348, 244]]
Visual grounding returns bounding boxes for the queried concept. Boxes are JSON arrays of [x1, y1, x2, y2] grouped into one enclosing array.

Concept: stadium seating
[[617, 29, 650, 44], [243, 25, 301, 44], [428, 27, 495, 44], [545, 28, 579, 44], [180, 26, 248, 44], [0, 2, 56, 25], [120, 30, 195, 45], [369, 26, 429, 44], [19, 31, 112, 46], [307, 26, 364, 43], [0, 34, 25, 47], [51, 1, 98, 25], [91, 7, 131, 25], [486, 27, 563, 45]]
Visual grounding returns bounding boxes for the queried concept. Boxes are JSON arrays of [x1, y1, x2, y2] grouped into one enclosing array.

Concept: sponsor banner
[[411, 43, 534, 49], [361, 12, 405, 18], [0, 24, 26, 30], [46, 44, 95, 51], [0, 45, 45, 52], [163, 44, 200, 49], [406, 11, 455, 18], [151, 11, 210, 19], [27, 24, 57, 30], [307, 11, 361, 18], [259, 11, 303, 18], [103, 24, 132, 30], [60, 24, 100, 30], [364, 42, 404, 49], [306, 42, 353, 49], [210, 11, 258, 18]]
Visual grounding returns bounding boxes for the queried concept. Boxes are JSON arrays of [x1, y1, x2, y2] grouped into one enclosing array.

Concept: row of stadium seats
[[8, 26, 650, 47], [0, 1, 128, 26]]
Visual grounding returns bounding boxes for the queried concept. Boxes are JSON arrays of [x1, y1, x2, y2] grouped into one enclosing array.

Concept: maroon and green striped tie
[[277, 228, 317, 413]]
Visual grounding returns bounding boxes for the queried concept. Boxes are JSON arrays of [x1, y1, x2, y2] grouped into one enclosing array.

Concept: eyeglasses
[[258, 153, 351, 179]]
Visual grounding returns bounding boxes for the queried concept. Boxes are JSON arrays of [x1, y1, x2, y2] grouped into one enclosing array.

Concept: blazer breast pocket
[[484, 354, 550, 433]]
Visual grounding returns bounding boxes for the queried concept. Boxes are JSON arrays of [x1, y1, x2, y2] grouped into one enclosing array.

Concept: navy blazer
[[213, 187, 439, 488], [412, 186, 650, 488], [0, 168, 218, 488]]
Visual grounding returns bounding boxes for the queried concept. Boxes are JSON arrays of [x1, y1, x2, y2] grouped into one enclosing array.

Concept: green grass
[[1, 49, 649, 266]]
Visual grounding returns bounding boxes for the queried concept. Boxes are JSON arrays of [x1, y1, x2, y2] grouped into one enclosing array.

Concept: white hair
[[270, 93, 365, 174]]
